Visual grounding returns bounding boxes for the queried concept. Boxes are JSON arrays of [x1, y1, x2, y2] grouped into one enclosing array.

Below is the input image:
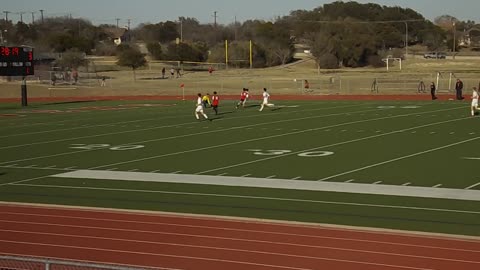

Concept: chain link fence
[[0, 255, 164, 270]]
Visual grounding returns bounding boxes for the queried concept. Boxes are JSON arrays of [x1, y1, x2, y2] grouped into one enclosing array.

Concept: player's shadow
[[217, 111, 233, 116], [271, 107, 283, 111]]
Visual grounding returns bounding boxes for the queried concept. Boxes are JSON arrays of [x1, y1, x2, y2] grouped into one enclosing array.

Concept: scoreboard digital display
[[0, 46, 34, 76]]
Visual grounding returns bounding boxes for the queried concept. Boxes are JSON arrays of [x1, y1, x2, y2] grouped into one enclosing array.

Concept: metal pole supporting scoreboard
[[0, 46, 34, 106]]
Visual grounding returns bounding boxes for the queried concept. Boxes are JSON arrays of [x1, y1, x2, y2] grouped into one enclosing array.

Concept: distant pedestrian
[[161, 67, 166, 79], [430, 82, 437, 100], [208, 66, 214, 75], [455, 78, 464, 100], [101, 76, 106, 87], [418, 81, 426, 93], [304, 80, 310, 89], [211, 91, 219, 115], [176, 68, 182, 78], [72, 69, 79, 84], [170, 68, 175, 78]]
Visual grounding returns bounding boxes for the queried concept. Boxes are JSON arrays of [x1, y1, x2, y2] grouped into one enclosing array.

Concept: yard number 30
[[247, 149, 334, 157]]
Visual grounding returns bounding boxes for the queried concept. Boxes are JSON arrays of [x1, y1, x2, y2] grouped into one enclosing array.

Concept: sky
[[1, 0, 479, 27]]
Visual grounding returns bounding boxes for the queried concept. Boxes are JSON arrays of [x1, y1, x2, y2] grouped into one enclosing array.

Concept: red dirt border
[[0, 203, 478, 270]]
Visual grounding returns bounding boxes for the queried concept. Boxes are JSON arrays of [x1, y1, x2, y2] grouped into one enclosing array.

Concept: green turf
[[1, 99, 479, 236]]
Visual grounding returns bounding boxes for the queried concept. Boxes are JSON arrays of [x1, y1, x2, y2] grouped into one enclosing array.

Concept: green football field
[[1, 99, 479, 236]]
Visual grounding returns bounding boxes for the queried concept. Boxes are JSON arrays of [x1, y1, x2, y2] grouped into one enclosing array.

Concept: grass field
[[1, 98, 479, 237]]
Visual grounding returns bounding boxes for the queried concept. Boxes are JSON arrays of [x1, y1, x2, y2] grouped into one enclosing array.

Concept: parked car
[[424, 52, 446, 59]]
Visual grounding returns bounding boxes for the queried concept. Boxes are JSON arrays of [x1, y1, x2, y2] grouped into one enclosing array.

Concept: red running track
[[0, 204, 479, 270]]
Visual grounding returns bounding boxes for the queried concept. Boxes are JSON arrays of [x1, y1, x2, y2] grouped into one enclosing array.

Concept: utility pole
[[3, 11, 10, 22], [452, 21, 456, 60], [127, 19, 131, 30], [39, 9, 44, 23], [19, 12, 25, 23], [115, 18, 120, 28], [234, 16, 237, 40], [213, 11, 217, 28], [31, 12, 35, 24], [404, 21, 408, 59], [180, 19, 183, 42]]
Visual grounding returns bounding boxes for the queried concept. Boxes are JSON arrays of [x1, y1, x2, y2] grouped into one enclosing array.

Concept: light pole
[[452, 21, 456, 59], [404, 21, 408, 59]]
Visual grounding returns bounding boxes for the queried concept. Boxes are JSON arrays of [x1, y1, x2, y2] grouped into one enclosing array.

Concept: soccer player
[[202, 93, 211, 108], [211, 91, 219, 115], [471, 87, 479, 116], [195, 93, 209, 120], [236, 88, 249, 109], [259, 88, 274, 111]]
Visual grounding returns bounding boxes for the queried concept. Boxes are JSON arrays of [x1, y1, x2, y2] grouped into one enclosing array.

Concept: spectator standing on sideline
[[430, 82, 437, 100], [455, 78, 464, 100], [101, 76, 106, 87], [259, 88, 274, 111], [202, 93, 211, 108], [211, 91, 220, 115], [170, 68, 175, 78], [208, 66, 214, 75], [161, 67, 166, 79], [304, 80, 310, 89], [72, 69, 79, 84], [195, 93, 209, 120], [471, 87, 479, 116], [236, 88, 249, 109]]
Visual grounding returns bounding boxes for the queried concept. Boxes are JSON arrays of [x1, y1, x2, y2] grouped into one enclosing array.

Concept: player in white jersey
[[471, 87, 479, 116], [259, 88, 274, 111], [195, 93, 209, 120]]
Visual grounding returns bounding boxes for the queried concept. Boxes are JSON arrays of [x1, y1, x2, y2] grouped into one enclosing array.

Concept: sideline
[[52, 170, 480, 202]]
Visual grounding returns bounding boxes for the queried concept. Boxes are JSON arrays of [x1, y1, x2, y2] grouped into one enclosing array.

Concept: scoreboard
[[0, 46, 34, 76]]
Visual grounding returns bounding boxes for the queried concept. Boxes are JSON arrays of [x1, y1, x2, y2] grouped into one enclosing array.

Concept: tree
[[58, 48, 88, 69], [146, 42, 163, 60], [116, 46, 147, 81]]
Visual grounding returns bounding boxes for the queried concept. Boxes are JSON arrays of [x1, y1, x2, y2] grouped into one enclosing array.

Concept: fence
[[3, 69, 480, 98], [0, 255, 161, 270]]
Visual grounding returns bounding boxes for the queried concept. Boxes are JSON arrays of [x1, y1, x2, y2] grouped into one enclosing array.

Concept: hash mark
[[266, 175, 276, 179], [241, 174, 251, 177], [373, 181, 382, 184], [432, 184, 442, 188], [465, 182, 480, 190], [291, 176, 302, 180], [402, 182, 411, 186]]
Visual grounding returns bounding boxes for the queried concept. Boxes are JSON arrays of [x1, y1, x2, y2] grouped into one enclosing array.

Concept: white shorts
[[195, 106, 204, 113], [472, 99, 478, 107]]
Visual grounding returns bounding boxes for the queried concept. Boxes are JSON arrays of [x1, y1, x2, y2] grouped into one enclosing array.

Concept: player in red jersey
[[236, 88, 249, 109], [211, 91, 220, 115]]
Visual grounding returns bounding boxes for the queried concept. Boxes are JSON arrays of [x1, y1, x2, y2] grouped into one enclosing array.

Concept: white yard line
[[319, 137, 480, 181], [432, 184, 442, 188], [465, 182, 480, 190], [0, 165, 72, 172]]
